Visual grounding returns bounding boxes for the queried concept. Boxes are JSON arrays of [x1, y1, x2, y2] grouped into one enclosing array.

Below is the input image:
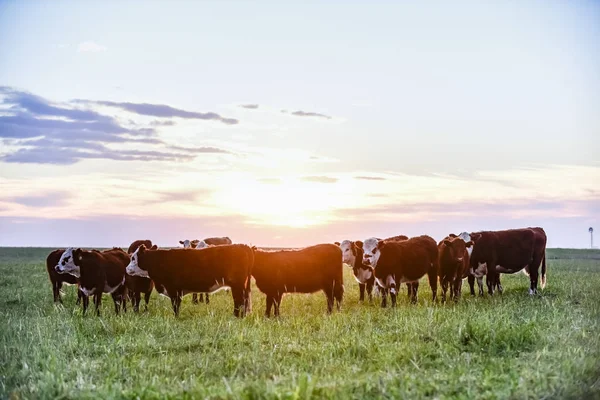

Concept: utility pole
[[590, 227, 594, 249]]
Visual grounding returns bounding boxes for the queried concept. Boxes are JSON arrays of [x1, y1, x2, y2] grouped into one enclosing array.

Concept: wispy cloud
[[7, 191, 72, 208], [77, 41, 107, 53], [301, 176, 338, 184], [76, 100, 238, 124], [282, 110, 332, 120], [239, 104, 259, 109], [355, 176, 386, 181], [0, 87, 231, 164]]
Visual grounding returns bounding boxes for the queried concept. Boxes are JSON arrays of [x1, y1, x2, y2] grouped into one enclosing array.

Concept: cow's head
[[195, 240, 209, 249], [179, 239, 192, 248], [441, 237, 472, 266], [362, 237, 382, 267], [126, 244, 157, 277], [55, 247, 81, 277]]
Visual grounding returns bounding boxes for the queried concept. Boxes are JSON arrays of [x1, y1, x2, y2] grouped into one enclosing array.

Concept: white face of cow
[[180, 239, 192, 248], [195, 241, 209, 249], [339, 240, 355, 265], [457, 232, 473, 256], [55, 247, 80, 277], [362, 237, 381, 267], [126, 247, 149, 278]]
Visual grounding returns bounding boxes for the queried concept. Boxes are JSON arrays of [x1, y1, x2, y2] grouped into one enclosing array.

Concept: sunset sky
[[0, 1, 598, 248]]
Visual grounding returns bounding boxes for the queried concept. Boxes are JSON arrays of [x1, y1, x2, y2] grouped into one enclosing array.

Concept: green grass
[[1, 247, 599, 399]]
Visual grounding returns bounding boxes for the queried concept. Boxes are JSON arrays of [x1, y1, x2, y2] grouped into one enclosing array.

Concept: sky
[[0, 0, 598, 248]]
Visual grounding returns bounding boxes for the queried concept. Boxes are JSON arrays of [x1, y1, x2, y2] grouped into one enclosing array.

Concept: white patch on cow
[[180, 239, 199, 249], [339, 240, 355, 265], [104, 276, 125, 294], [55, 247, 80, 277], [80, 286, 95, 296], [207, 279, 229, 294], [375, 276, 386, 289], [353, 268, 372, 284], [528, 288, 536, 295], [386, 275, 396, 294], [471, 262, 487, 278], [126, 248, 150, 278], [362, 237, 381, 267]]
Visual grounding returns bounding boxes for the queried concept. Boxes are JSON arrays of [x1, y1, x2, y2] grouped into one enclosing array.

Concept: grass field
[[1, 247, 599, 399]]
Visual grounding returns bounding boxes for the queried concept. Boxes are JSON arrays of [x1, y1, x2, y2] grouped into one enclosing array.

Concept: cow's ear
[[449, 233, 457, 238], [465, 241, 473, 248], [179, 240, 184, 245], [443, 239, 452, 246], [251, 245, 257, 251], [138, 244, 146, 253], [377, 240, 385, 249], [334, 241, 340, 246], [151, 245, 158, 250], [471, 233, 481, 242], [355, 240, 363, 250], [191, 239, 200, 246], [74, 248, 83, 261]]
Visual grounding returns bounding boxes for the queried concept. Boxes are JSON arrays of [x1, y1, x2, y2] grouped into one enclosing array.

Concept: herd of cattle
[[46, 227, 547, 317]]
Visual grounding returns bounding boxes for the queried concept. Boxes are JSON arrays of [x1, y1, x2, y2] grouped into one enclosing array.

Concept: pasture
[[1, 247, 599, 399]]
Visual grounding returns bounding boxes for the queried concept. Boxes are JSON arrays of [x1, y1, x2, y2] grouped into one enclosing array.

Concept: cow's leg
[[265, 295, 274, 317], [76, 287, 83, 305], [358, 283, 366, 302], [133, 292, 141, 313], [380, 287, 388, 308], [453, 278, 462, 300], [325, 288, 335, 314], [143, 291, 151, 311], [440, 278, 449, 303], [199, 293, 205, 303], [94, 293, 102, 316], [427, 270, 437, 303], [82, 293, 89, 315], [334, 280, 343, 311], [274, 293, 283, 317], [477, 276, 484, 296], [232, 286, 246, 317], [389, 284, 398, 308], [205, 293, 210, 304], [366, 280, 374, 303], [112, 292, 122, 315], [468, 275, 475, 296], [192, 293, 199, 305], [170, 292, 182, 316], [406, 282, 412, 298], [496, 274, 503, 294], [52, 281, 62, 303], [410, 281, 420, 304], [528, 254, 542, 295]]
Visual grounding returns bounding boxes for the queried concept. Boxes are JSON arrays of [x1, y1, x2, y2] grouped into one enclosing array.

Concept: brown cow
[[126, 241, 155, 312], [252, 244, 344, 316], [126, 244, 253, 317], [55, 247, 129, 316], [371, 235, 438, 306], [438, 236, 472, 302], [46, 249, 82, 304], [463, 227, 547, 295]]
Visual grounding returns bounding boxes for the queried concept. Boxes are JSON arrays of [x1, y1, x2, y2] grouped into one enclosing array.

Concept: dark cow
[[127, 239, 152, 255], [46, 249, 82, 304], [361, 234, 410, 297], [438, 236, 472, 302], [370, 235, 438, 306], [55, 247, 129, 316], [127, 244, 253, 317], [339, 240, 375, 302], [463, 227, 547, 295], [126, 242, 155, 312], [252, 244, 344, 316]]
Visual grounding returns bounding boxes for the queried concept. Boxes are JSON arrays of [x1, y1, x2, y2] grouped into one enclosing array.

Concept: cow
[[461, 227, 547, 295], [178, 237, 233, 304], [55, 247, 129, 316], [367, 235, 438, 307], [126, 241, 155, 312], [127, 239, 152, 255], [339, 240, 375, 302], [438, 236, 472, 302], [126, 244, 253, 317], [361, 234, 409, 297], [46, 249, 82, 304], [252, 244, 344, 316]]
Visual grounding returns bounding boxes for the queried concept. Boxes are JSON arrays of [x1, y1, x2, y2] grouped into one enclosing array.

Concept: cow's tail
[[244, 246, 254, 315], [540, 253, 547, 289]]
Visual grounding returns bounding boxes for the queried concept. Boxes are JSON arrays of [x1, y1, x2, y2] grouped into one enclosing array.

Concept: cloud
[[258, 178, 282, 184], [77, 41, 107, 53], [0, 87, 231, 164], [284, 110, 332, 120], [152, 189, 211, 204], [301, 176, 338, 184], [6, 191, 72, 208], [76, 100, 238, 125], [239, 104, 259, 109], [355, 176, 386, 181]]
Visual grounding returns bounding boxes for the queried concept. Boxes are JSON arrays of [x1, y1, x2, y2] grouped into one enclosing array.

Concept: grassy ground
[[1, 247, 599, 399]]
